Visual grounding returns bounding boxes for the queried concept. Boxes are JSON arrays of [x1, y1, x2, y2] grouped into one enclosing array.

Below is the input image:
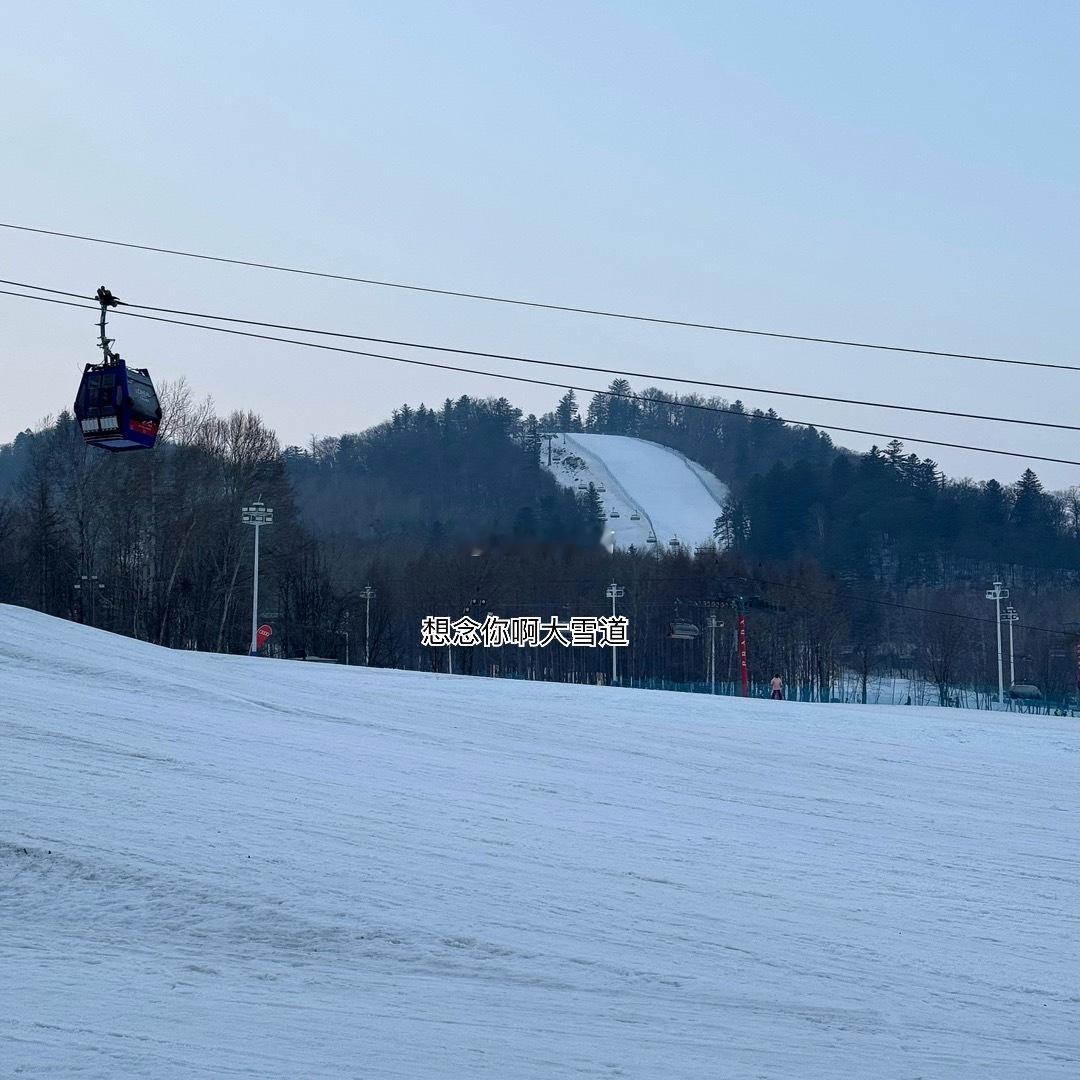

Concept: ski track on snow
[[545, 433, 728, 551]]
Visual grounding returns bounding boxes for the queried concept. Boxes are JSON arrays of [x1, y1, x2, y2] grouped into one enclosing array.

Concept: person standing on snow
[[770, 674, 784, 700]]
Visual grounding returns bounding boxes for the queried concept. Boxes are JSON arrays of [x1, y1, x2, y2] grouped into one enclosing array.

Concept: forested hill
[[1, 379, 1078, 700], [543, 384, 1080, 584], [288, 396, 595, 549]]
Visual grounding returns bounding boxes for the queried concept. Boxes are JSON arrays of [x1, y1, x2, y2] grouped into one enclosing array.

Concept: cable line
[[4, 287, 1079, 469], [1, 220, 1074, 372], [3, 278, 1077, 435]]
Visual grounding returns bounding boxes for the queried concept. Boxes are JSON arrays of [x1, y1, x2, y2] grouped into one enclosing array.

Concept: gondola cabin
[[75, 360, 162, 451]]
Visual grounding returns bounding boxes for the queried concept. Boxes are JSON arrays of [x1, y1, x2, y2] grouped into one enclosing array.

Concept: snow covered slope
[[545, 433, 728, 551], [3, 606, 1079, 1078]]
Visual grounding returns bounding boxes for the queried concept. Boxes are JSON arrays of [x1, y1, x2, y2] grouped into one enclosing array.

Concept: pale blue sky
[[3, 2, 1078, 484]]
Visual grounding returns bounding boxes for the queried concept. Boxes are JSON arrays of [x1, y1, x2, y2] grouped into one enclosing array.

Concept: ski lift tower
[[242, 501, 274, 655]]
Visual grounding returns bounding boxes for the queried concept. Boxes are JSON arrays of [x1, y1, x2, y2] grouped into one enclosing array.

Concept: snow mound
[[545, 432, 728, 551], [2, 605, 1078, 1077]]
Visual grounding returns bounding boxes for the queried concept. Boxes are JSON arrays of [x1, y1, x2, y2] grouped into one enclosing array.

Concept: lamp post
[[605, 581, 624, 686], [706, 611, 722, 695], [242, 501, 274, 655], [360, 584, 376, 666], [985, 581, 1009, 703]]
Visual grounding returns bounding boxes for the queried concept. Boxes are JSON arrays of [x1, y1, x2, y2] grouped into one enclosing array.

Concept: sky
[[2, 1, 1079, 486]]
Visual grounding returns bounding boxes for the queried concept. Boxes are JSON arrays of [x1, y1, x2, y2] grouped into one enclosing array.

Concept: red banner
[[257, 624, 273, 651], [738, 614, 749, 697]]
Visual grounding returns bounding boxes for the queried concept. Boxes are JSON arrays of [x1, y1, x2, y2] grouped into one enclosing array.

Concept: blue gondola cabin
[[75, 360, 162, 452]]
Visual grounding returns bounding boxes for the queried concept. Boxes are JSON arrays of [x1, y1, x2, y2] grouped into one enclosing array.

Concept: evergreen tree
[[554, 390, 582, 431], [1012, 468, 1046, 529]]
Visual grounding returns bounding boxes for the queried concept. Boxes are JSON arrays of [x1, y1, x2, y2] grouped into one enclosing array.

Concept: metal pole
[[995, 586, 1003, 703], [1008, 610, 1015, 687], [708, 615, 718, 694], [605, 581, 624, 686], [612, 587, 617, 686], [986, 581, 1008, 703], [250, 522, 260, 655], [1004, 605, 1018, 688], [242, 502, 273, 656], [361, 585, 375, 666]]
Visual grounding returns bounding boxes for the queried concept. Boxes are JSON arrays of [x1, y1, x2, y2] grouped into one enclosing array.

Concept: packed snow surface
[[3, 605, 1079, 1078], [546, 433, 728, 550]]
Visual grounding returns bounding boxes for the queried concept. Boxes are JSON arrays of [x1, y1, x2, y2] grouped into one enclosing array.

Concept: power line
[[495, 569, 1075, 638], [5, 286, 1080, 468], [1, 220, 1072, 373], [3, 278, 1075, 435]]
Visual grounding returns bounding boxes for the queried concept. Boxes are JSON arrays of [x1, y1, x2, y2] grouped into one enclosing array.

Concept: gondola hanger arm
[[96, 285, 120, 364]]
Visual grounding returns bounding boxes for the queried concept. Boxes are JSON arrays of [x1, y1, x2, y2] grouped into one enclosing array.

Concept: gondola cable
[[2, 278, 1078, 436], [0, 219, 1075, 373], [4, 286, 1080, 469]]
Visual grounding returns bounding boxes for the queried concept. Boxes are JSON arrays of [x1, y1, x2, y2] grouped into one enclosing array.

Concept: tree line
[[1, 378, 1077, 707]]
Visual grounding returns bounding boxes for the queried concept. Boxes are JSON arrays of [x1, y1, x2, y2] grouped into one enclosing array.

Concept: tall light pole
[[360, 584, 376, 666], [1003, 604, 1019, 689], [242, 501, 274, 655], [986, 580, 1009, 703], [707, 611, 722, 694], [605, 581, 624, 686]]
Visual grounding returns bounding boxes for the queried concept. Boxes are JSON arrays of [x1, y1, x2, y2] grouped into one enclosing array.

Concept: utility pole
[[1003, 604, 1019, 689], [242, 501, 274, 655], [985, 581, 1009, 703], [605, 581, 625, 686], [706, 611, 722, 694], [360, 585, 376, 666]]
